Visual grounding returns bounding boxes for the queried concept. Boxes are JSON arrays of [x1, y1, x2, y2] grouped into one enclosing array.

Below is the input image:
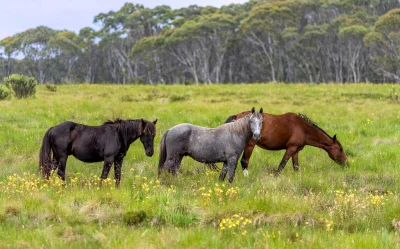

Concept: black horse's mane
[[103, 118, 156, 135], [103, 118, 124, 125], [298, 114, 332, 139], [103, 118, 139, 125]]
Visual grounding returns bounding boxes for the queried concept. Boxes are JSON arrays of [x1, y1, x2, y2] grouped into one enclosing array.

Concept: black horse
[[39, 118, 157, 186]]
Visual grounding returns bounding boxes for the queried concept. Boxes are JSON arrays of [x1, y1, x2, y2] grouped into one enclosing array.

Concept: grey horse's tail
[[158, 129, 169, 177], [224, 114, 238, 123], [39, 127, 53, 179]]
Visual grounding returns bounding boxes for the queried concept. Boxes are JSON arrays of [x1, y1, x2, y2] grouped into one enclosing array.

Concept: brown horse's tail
[[158, 129, 169, 177], [225, 114, 238, 123], [39, 128, 53, 179]]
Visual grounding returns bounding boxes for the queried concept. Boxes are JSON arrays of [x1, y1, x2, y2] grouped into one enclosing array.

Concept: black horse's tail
[[39, 128, 53, 179], [225, 114, 238, 123], [158, 129, 169, 177]]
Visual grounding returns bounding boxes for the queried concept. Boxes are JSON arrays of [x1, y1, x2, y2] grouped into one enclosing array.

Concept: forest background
[[0, 0, 399, 85]]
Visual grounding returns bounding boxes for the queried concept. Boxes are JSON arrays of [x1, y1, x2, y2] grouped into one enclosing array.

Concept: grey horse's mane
[[224, 113, 252, 135]]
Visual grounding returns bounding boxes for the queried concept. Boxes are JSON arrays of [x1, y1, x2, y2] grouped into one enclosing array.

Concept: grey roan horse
[[158, 108, 263, 183]]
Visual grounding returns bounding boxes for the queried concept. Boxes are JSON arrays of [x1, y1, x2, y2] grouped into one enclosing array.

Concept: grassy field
[[0, 83, 400, 248]]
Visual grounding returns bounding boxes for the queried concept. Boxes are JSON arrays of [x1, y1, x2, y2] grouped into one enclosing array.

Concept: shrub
[[123, 210, 147, 226], [169, 94, 189, 102], [4, 74, 37, 98], [45, 84, 57, 92], [0, 87, 10, 100]]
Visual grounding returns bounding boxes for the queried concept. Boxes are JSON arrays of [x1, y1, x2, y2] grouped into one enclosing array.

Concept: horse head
[[326, 134, 348, 166], [250, 107, 263, 140], [140, 119, 157, 157]]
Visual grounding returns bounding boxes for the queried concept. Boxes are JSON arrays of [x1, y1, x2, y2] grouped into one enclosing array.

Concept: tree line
[[0, 0, 399, 84]]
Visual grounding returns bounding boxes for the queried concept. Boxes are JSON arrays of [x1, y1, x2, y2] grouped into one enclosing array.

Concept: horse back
[[258, 113, 310, 150], [50, 121, 120, 162], [166, 123, 231, 162], [227, 110, 315, 150], [49, 121, 78, 141]]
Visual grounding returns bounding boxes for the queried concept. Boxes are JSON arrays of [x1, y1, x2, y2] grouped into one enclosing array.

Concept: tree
[[0, 36, 19, 78], [364, 8, 400, 82], [1, 1, 400, 84], [240, 1, 299, 82], [77, 27, 99, 83], [49, 31, 83, 82], [11, 26, 58, 83]]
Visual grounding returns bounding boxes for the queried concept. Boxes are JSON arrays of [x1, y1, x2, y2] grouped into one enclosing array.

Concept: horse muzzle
[[337, 158, 349, 167], [146, 150, 154, 157], [252, 133, 261, 141]]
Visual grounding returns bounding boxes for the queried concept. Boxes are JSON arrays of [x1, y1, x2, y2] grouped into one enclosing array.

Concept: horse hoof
[[243, 169, 249, 177]]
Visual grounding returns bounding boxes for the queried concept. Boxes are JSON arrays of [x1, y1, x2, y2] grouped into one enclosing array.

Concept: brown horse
[[225, 112, 348, 175]]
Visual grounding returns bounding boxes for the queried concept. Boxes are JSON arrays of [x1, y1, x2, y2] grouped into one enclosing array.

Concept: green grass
[[0, 83, 400, 248]]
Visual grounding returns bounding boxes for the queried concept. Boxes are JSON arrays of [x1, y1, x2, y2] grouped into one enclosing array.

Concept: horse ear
[[251, 107, 255, 113], [260, 108, 263, 114], [333, 134, 337, 142], [153, 119, 158, 125]]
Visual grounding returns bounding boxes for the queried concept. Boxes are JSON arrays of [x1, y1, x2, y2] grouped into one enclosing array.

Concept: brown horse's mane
[[298, 114, 332, 139]]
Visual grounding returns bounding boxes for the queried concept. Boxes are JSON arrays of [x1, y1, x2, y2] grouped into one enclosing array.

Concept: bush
[[4, 74, 37, 99], [123, 210, 147, 226], [0, 87, 10, 100], [45, 84, 57, 92]]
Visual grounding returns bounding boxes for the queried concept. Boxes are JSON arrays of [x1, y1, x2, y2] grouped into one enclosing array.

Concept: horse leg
[[114, 156, 124, 188], [292, 152, 299, 171], [42, 156, 58, 180], [206, 163, 220, 171], [171, 155, 183, 175], [162, 155, 182, 176], [51, 158, 59, 171], [276, 147, 298, 175], [240, 140, 257, 177], [56, 156, 68, 182], [218, 162, 228, 181], [227, 158, 239, 183], [100, 156, 114, 182]]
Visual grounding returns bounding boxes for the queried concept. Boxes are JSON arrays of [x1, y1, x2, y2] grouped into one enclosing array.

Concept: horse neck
[[119, 121, 141, 145], [226, 115, 252, 142], [305, 125, 333, 150]]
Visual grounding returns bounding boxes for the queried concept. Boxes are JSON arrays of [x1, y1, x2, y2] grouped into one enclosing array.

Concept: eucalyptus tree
[[198, 13, 237, 83], [171, 5, 206, 28], [48, 31, 83, 82], [11, 26, 58, 83], [0, 36, 19, 77], [291, 25, 326, 83], [240, 0, 299, 82], [131, 36, 167, 84], [95, 3, 173, 83], [1, 0, 399, 84], [338, 24, 369, 83], [94, 3, 139, 83], [77, 27, 99, 83], [157, 12, 237, 84], [364, 8, 400, 82], [127, 5, 174, 84]]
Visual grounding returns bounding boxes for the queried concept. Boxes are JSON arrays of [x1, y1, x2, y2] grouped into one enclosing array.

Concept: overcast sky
[[0, 0, 248, 40]]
